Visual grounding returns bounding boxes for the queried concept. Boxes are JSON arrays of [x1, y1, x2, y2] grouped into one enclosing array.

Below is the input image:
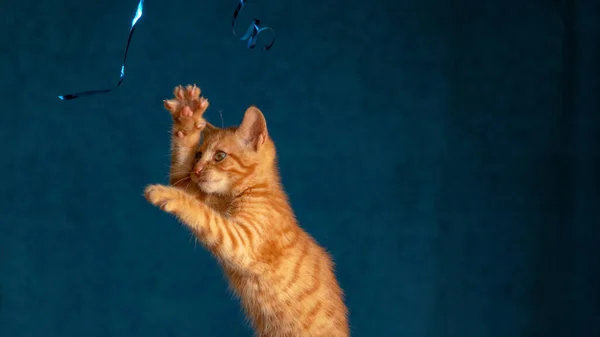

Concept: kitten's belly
[[226, 268, 346, 337], [225, 268, 302, 334]]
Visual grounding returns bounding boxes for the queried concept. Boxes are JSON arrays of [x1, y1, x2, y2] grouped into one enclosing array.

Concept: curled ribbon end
[[232, 0, 275, 51]]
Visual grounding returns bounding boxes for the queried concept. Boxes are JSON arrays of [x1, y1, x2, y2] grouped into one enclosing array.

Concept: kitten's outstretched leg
[[144, 184, 259, 273], [163, 85, 208, 195]]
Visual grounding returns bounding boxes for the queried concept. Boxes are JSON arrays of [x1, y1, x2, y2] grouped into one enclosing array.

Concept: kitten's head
[[190, 106, 275, 194]]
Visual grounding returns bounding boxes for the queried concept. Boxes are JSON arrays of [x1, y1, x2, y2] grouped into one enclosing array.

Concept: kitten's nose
[[193, 166, 203, 176]]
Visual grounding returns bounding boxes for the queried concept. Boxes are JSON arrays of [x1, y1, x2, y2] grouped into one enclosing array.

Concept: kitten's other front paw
[[144, 184, 182, 213], [163, 84, 209, 141]]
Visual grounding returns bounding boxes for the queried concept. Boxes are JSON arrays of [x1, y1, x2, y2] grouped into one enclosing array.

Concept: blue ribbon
[[232, 0, 275, 50], [58, 0, 144, 101]]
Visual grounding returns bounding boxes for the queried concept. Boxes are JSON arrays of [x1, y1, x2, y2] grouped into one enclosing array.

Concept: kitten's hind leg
[[163, 85, 208, 194]]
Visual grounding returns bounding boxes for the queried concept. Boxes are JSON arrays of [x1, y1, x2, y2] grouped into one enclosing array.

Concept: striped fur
[[145, 85, 349, 337]]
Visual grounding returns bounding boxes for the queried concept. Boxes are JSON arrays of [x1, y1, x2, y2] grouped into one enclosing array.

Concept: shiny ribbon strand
[[58, 0, 144, 101]]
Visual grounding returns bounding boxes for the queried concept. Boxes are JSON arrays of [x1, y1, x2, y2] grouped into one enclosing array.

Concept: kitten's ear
[[236, 106, 268, 150]]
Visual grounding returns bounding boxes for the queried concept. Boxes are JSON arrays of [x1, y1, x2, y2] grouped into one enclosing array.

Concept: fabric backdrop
[[0, 0, 598, 336]]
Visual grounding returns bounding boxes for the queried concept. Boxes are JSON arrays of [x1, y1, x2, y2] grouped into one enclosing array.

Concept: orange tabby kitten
[[144, 85, 349, 337]]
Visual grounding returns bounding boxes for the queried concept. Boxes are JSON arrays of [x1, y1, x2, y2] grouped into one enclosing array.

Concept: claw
[[163, 99, 178, 112], [191, 85, 201, 99], [175, 86, 185, 100], [185, 85, 195, 99]]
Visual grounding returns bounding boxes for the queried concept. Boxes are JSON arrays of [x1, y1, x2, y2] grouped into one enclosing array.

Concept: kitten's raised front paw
[[144, 184, 182, 213], [163, 84, 209, 140]]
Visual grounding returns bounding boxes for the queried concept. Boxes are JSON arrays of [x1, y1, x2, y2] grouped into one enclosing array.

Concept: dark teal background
[[1, 0, 598, 336]]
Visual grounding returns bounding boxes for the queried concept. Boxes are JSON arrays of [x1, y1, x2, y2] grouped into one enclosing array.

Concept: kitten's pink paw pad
[[164, 84, 210, 133], [181, 106, 193, 117]]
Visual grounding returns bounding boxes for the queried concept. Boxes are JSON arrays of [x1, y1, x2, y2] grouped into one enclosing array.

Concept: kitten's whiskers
[[172, 175, 192, 186]]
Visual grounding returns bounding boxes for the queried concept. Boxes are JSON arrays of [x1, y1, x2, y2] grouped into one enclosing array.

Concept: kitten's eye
[[214, 151, 227, 162], [195, 151, 203, 159]]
